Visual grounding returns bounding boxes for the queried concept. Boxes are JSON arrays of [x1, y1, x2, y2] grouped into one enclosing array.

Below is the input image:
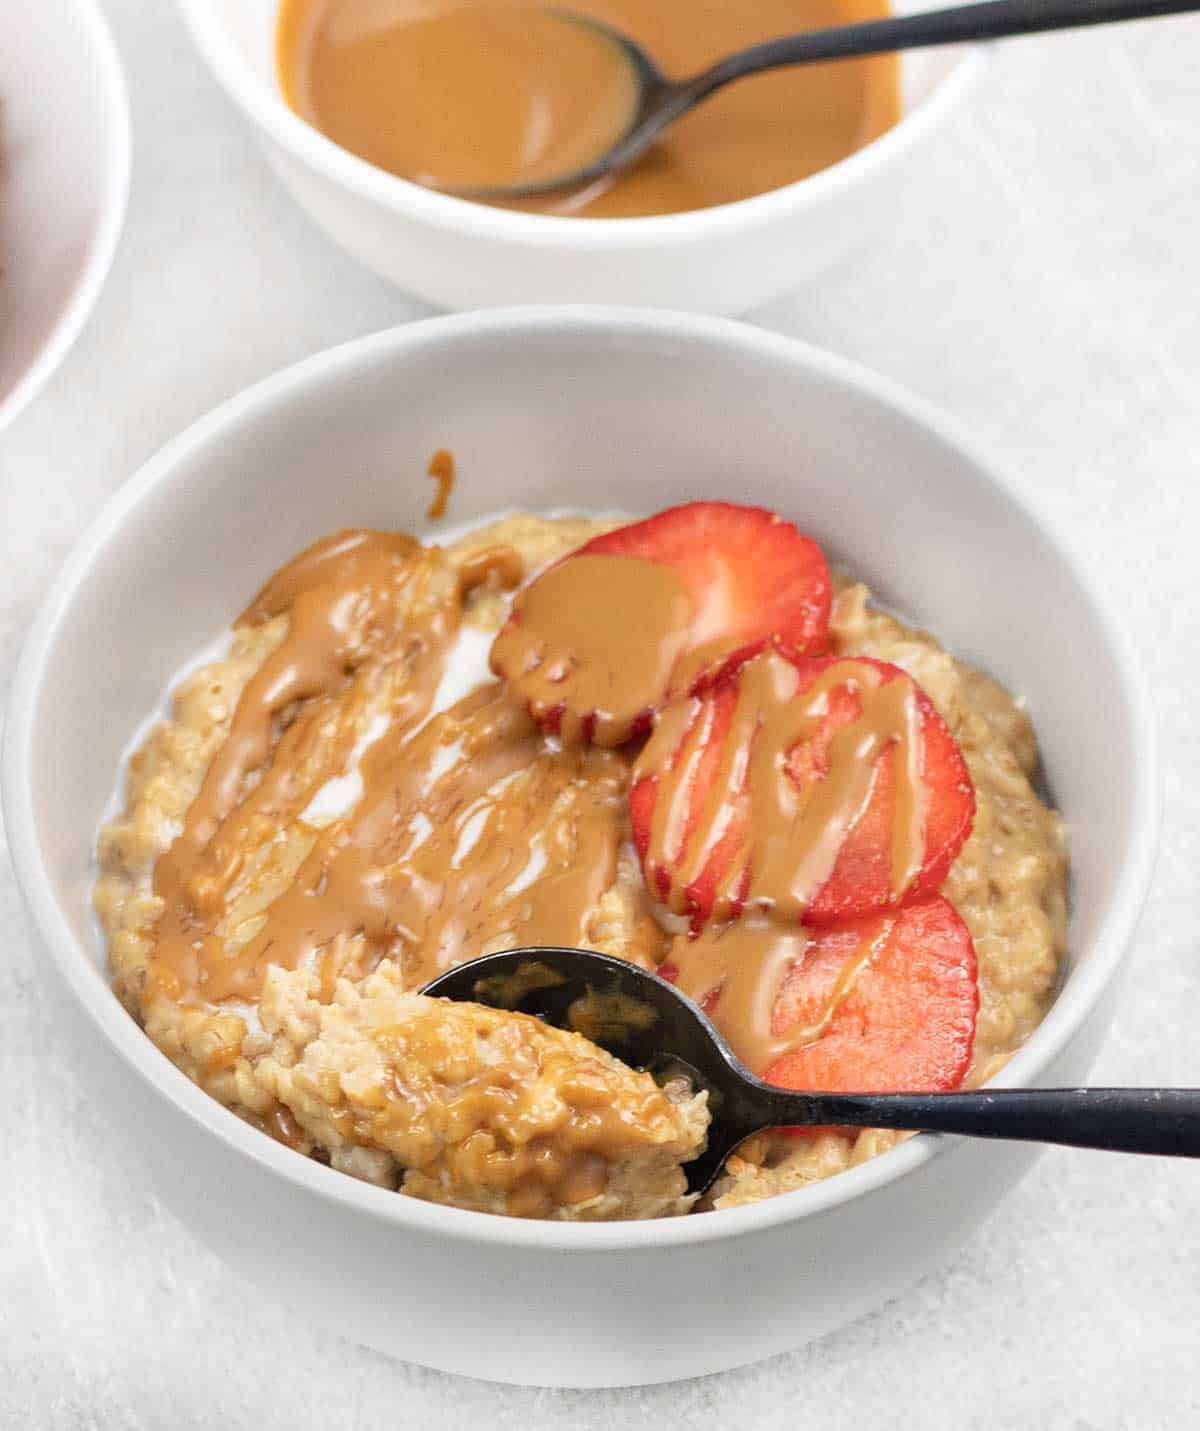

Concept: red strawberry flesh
[[764, 897, 979, 1099], [659, 896, 978, 1100]]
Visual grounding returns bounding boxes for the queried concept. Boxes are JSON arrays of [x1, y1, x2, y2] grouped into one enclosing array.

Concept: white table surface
[[3, 2, 1200, 1424]]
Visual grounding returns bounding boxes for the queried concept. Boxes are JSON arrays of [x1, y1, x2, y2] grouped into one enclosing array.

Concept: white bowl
[[4, 309, 1158, 1387], [0, 0, 130, 431], [174, 0, 982, 314]]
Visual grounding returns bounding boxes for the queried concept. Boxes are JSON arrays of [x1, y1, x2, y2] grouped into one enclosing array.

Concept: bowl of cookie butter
[[5, 310, 1157, 1386], [174, 0, 981, 312]]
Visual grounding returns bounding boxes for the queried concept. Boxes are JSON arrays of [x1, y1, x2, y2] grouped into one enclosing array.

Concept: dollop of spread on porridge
[[491, 553, 698, 746], [95, 506, 1067, 1219]]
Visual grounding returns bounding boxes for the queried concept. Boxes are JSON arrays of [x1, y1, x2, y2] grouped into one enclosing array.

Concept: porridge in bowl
[[94, 500, 1067, 1219]]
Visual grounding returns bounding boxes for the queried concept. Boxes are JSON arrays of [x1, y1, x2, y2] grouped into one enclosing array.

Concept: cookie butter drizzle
[[240, 684, 627, 1001], [638, 650, 926, 921], [635, 649, 927, 1072], [492, 552, 697, 746], [669, 916, 893, 1072], [150, 528, 432, 1001], [147, 528, 628, 1008], [425, 448, 455, 520]]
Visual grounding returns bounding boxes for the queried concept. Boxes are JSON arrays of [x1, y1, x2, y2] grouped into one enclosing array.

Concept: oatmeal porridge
[[94, 501, 1067, 1219]]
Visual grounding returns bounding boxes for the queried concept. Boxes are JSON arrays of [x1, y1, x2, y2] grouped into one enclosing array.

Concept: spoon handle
[[690, 0, 1200, 97], [755, 1086, 1200, 1155]]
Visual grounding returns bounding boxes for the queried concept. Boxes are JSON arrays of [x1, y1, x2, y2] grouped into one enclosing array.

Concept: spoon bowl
[[423, 945, 1200, 1196], [449, 12, 681, 200]]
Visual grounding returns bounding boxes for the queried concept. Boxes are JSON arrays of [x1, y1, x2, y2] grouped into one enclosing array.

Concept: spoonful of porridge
[[424, 946, 1200, 1196], [387, 0, 1200, 200]]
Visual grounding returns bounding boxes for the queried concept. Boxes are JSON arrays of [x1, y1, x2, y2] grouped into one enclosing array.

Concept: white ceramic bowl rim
[[0, 0, 131, 430], [4, 307, 1160, 1254], [175, 0, 985, 247]]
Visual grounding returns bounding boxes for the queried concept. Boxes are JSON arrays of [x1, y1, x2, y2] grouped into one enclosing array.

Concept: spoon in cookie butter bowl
[[423, 947, 1200, 1196], [427, 0, 1200, 200]]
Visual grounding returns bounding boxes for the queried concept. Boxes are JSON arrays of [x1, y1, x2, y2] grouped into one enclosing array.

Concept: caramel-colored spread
[[278, 4, 640, 194], [670, 915, 890, 1072], [492, 552, 695, 746], [247, 684, 627, 1001], [636, 651, 925, 923], [149, 528, 434, 1002], [146, 528, 627, 1010], [276, 0, 901, 219], [426, 448, 455, 520]]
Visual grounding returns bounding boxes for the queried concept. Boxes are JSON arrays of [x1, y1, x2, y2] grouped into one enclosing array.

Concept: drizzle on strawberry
[[659, 897, 978, 1103], [631, 652, 975, 930], [764, 897, 979, 1101]]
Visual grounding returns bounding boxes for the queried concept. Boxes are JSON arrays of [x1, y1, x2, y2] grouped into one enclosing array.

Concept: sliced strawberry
[[631, 651, 975, 929], [579, 502, 832, 677], [490, 502, 831, 747], [656, 898, 977, 1098], [763, 897, 978, 1098]]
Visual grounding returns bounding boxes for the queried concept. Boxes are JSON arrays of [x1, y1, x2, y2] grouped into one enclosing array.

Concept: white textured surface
[[3, 0, 1200, 1422]]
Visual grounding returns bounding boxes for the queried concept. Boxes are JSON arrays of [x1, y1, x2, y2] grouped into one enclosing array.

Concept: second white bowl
[[175, 0, 981, 313], [0, 0, 130, 430]]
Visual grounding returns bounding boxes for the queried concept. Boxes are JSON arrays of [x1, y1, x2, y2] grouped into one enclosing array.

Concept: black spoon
[[422, 945, 1200, 1196], [463, 0, 1200, 198]]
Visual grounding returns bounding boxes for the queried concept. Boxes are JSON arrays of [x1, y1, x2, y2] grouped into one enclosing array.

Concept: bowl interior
[[17, 312, 1146, 1076], [0, 0, 129, 428], [204, 0, 969, 182]]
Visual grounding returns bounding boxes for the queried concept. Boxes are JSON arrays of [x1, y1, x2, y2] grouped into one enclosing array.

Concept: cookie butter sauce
[[143, 527, 645, 1012], [236, 683, 627, 1002], [636, 651, 926, 923], [667, 915, 892, 1070], [425, 448, 455, 520], [491, 552, 695, 746], [277, 0, 901, 218], [279, 3, 640, 195]]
